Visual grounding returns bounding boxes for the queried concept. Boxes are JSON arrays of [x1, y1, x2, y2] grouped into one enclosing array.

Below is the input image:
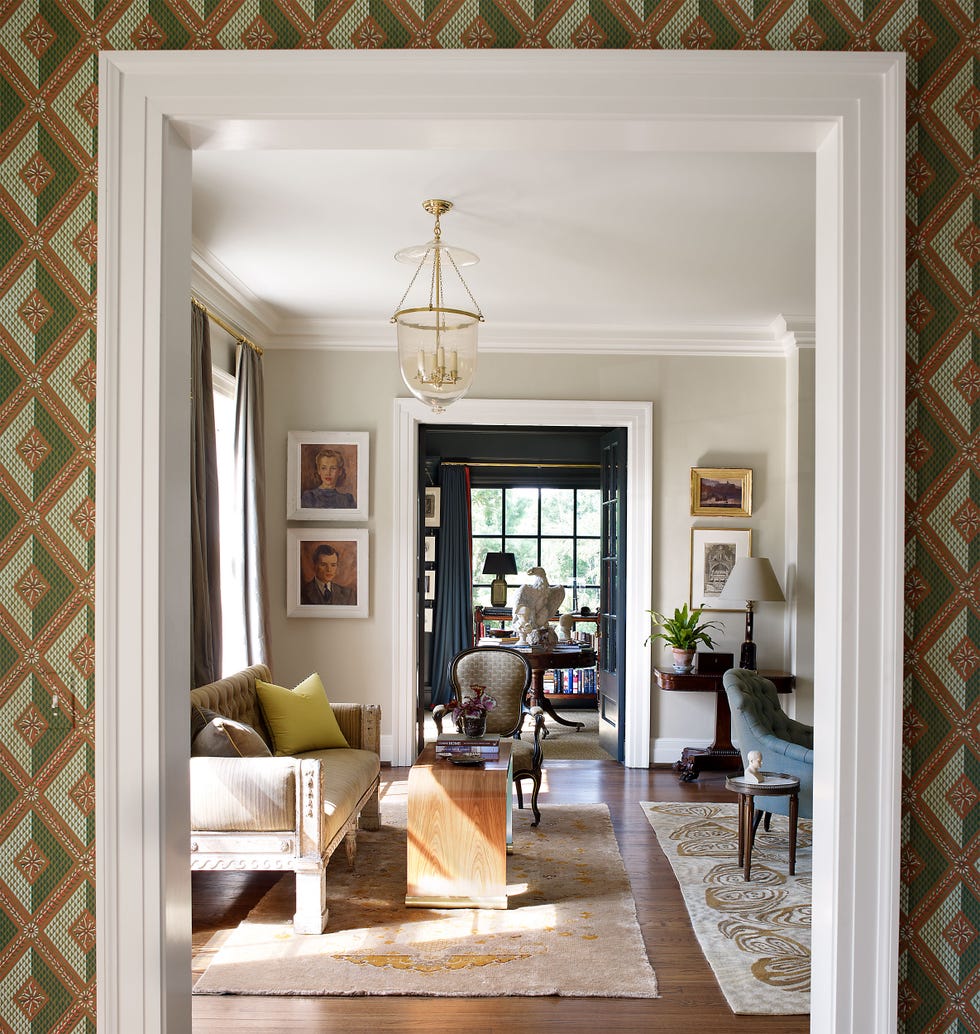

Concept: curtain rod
[[438, 460, 600, 469], [192, 297, 264, 356]]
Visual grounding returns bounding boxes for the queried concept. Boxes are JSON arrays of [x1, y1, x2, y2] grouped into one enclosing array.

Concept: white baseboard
[[381, 734, 393, 765], [652, 737, 713, 767]]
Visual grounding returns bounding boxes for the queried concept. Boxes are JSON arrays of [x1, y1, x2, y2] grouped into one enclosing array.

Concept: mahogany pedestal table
[[506, 645, 598, 731]]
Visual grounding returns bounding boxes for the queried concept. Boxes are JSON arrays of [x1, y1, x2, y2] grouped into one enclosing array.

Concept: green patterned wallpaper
[[0, 0, 975, 1030]]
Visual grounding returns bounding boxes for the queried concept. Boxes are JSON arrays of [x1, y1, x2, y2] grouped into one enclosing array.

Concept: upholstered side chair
[[724, 667, 814, 823], [433, 646, 546, 826]]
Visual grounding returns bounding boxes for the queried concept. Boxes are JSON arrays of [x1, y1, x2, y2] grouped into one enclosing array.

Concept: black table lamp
[[482, 552, 517, 607], [721, 557, 785, 671]]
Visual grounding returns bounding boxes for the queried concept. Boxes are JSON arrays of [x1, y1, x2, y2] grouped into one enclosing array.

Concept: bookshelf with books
[[543, 665, 597, 709]]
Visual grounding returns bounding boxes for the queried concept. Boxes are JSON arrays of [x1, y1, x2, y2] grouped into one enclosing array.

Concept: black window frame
[[471, 485, 601, 612]]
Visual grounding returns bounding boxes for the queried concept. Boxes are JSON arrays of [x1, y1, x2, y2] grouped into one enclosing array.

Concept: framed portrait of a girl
[[287, 431, 369, 521]]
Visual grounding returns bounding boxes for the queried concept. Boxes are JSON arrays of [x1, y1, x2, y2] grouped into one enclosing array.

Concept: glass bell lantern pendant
[[391, 199, 484, 414]]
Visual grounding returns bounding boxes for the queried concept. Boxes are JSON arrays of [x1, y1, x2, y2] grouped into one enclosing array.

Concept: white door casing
[[97, 50, 904, 1033]]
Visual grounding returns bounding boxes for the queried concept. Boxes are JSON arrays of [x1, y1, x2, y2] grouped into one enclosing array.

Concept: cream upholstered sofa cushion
[[308, 747, 381, 844], [190, 756, 296, 831]]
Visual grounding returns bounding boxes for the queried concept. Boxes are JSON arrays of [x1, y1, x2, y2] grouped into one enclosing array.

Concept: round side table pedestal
[[725, 772, 801, 882]]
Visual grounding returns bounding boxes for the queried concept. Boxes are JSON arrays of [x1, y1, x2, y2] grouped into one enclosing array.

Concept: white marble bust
[[744, 750, 764, 783]]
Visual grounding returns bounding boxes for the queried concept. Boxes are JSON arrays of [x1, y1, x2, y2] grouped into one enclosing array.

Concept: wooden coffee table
[[405, 741, 513, 908]]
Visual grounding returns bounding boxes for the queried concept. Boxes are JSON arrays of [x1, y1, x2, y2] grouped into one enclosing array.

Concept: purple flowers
[[452, 686, 496, 722]]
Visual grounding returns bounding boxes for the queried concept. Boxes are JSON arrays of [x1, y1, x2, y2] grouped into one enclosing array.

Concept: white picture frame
[[424, 569, 436, 600], [689, 527, 752, 612], [424, 487, 441, 527], [423, 607, 433, 633], [423, 535, 436, 562], [287, 431, 369, 521], [287, 528, 368, 618]]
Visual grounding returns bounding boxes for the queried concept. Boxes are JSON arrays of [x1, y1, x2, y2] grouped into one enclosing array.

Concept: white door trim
[[391, 398, 652, 769], [97, 50, 904, 1033]]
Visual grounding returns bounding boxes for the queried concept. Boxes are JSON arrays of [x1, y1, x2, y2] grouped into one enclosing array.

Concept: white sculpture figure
[[744, 749, 764, 783], [557, 613, 576, 643], [512, 567, 565, 649]]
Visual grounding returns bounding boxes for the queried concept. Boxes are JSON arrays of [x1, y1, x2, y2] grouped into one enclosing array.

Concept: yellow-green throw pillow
[[254, 673, 349, 755]]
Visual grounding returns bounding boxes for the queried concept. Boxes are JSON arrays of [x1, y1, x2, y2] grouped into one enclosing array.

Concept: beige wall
[[262, 346, 812, 760]]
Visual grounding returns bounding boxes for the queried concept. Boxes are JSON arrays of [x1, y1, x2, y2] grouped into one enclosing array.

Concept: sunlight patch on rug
[[641, 801, 811, 1015], [195, 802, 657, 998]]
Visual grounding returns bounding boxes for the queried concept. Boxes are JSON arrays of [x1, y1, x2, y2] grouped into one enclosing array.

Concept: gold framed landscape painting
[[690, 467, 752, 518]]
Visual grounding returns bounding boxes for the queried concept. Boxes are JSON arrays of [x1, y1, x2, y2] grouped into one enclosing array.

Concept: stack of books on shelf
[[435, 734, 500, 760]]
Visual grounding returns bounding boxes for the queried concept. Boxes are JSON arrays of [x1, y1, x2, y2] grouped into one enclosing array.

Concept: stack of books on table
[[435, 734, 500, 760]]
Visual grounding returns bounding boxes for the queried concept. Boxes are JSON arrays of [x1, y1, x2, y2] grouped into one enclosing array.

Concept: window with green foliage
[[471, 487, 601, 612]]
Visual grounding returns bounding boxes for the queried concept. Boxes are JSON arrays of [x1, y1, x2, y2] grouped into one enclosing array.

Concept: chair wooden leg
[[515, 780, 524, 809], [529, 775, 541, 826]]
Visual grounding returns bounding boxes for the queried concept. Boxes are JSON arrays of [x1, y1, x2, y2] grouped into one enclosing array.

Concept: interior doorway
[[417, 423, 625, 761], [96, 51, 903, 1032], [393, 398, 653, 771]]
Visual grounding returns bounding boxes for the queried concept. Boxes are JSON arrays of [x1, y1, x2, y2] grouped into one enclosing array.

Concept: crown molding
[[190, 242, 280, 344], [193, 246, 812, 357], [273, 317, 805, 356]]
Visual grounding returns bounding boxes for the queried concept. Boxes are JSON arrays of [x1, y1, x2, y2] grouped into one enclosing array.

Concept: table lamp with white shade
[[721, 556, 785, 671]]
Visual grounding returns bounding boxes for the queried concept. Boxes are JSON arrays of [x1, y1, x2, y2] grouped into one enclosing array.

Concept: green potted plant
[[646, 604, 724, 673]]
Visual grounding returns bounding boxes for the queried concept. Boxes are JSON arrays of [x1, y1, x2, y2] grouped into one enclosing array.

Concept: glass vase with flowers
[[452, 686, 496, 738]]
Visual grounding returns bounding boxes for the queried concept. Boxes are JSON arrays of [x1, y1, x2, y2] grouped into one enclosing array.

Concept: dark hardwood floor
[[192, 761, 810, 1033]]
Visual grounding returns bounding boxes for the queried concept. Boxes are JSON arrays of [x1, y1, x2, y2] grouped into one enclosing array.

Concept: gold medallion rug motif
[[641, 801, 811, 1015], [195, 800, 657, 998]]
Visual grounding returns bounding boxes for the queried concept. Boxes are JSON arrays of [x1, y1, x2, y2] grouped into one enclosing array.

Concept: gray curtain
[[191, 305, 222, 686], [235, 342, 272, 668]]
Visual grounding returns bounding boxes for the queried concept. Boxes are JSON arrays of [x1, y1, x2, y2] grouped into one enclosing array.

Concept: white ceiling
[[191, 148, 815, 351]]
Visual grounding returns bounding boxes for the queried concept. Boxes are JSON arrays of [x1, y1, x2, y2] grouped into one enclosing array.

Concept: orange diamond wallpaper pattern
[[0, 1, 977, 1031]]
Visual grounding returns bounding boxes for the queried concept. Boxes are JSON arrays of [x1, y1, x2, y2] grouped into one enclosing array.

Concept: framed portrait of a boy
[[287, 431, 369, 521], [287, 529, 368, 618]]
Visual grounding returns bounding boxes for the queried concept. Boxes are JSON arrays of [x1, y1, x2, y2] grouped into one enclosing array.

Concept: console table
[[406, 741, 513, 908], [654, 668, 795, 781]]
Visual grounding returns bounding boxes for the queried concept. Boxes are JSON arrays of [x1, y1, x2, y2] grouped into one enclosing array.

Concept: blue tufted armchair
[[723, 668, 813, 821]]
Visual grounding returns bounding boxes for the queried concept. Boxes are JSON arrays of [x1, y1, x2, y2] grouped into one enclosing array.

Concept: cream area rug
[[542, 708, 613, 761], [641, 801, 811, 1015], [195, 800, 658, 998]]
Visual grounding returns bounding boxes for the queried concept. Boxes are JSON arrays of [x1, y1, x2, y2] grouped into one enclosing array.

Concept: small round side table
[[725, 771, 800, 881]]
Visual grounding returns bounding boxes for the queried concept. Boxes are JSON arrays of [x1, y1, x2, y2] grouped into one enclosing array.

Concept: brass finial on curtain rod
[[192, 297, 264, 356]]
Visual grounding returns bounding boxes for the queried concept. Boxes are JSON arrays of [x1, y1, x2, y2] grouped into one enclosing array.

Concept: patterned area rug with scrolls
[[641, 802, 811, 1015], [195, 801, 657, 998]]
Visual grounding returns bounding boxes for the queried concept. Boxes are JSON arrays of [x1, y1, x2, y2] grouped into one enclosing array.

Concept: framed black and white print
[[287, 431, 369, 521], [690, 527, 752, 611], [423, 535, 436, 562], [287, 528, 368, 618], [424, 487, 441, 528]]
